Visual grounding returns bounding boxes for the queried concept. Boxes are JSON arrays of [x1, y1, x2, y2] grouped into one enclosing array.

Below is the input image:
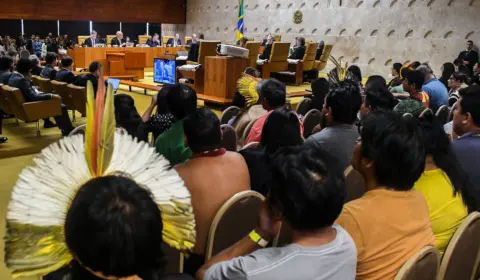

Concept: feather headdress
[[237, 74, 261, 107], [328, 56, 348, 84], [4, 76, 196, 278]]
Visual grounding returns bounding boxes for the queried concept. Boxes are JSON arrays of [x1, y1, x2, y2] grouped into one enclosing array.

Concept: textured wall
[[186, 0, 480, 76]]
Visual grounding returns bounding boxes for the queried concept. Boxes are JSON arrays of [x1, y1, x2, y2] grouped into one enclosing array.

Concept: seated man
[[305, 80, 362, 171], [259, 36, 274, 60], [336, 110, 434, 280], [74, 61, 102, 94], [39, 52, 58, 80], [452, 85, 480, 204], [176, 108, 250, 273], [359, 87, 396, 118], [7, 49, 19, 66], [393, 70, 429, 117], [111, 31, 126, 47], [197, 145, 357, 280], [8, 58, 74, 135], [417, 63, 448, 112], [55, 55, 76, 84], [288, 36, 306, 60], [0, 55, 14, 85], [29, 55, 43, 76], [167, 33, 182, 47], [155, 84, 197, 165], [147, 33, 161, 47]]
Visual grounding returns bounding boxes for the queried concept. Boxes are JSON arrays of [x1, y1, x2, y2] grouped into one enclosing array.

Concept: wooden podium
[[106, 52, 146, 79], [204, 56, 249, 102]]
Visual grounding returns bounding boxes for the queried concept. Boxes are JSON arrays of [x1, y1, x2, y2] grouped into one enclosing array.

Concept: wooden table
[[204, 56, 249, 101], [107, 52, 146, 79]]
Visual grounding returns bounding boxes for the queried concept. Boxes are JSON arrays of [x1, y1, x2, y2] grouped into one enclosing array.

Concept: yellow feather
[[98, 84, 116, 175], [85, 80, 96, 176]]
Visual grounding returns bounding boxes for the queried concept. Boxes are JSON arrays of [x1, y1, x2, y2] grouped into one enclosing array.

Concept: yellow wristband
[[249, 230, 269, 247]]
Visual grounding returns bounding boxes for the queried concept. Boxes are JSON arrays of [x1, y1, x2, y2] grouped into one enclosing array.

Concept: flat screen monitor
[[107, 78, 120, 92], [154, 58, 176, 84]]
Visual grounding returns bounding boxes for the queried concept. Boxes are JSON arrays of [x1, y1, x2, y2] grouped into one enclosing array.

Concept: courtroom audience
[[288, 36, 306, 60], [29, 55, 43, 76], [336, 110, 434, 280], [364, 75, 388, 92], [359, 87, 396, 119], [0, 55, 14, 85], [40, 52, 58, 80], [155, 84, 197, 165], [33, 36, 42, 58], [308, 77, 330, 111], [8, 58, 74, 135], [387, 62, 403, 88], [394, 70, 429, 116], [74, 61, 102, 95], [114, 94, 141, 137], [439, 62, 455, 91], [417, 63, 449, 112], [139, 86, 175, 142], [305, 79, 362, 171], [7, 50, 18, 65], [55, 55, 76, 84], [452, 85, 480, 205], [175, 108, 250, 274], [198, 144, 357, 280], [240, 107, 303, 196], [448, 71, 468, 106]]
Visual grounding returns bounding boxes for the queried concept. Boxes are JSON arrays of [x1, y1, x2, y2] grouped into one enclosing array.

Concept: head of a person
[[318, 40, 325, 49], [31, 34, 35, 40], [449, 71, 468, 90], [453, 85, 480, 136], [399, 66, 411, 81], [260, 107, 303, 155], [266, 35, 274, 45], [153, 33, 159, 40], [392, 63, 402, 77], [323, 79, 362, 126], [48, 32, 53, 38], [116, 31, 123, 40], [244, 67, 260, 78], [65, 175, 164, 279], [240, 37, 248, 47], [410, 61, 421, 69], [296, 36, 305, 47], [474, 62, 480, 74], [354, 110, 425, 191], [28, 54, 40, 67], [365, 75, 387, 92], [269, 144, 346, 232], [15, 58, 32, 76], [156, 86, 171, 114], [198, 34, 205, 40], [114, 94, 141, 136], [360, 88, 396, 117], [467, 40, 474, 51], [7, 50, 18, 64], [403, 70, 425, 94], [441, 62, 455, 80], [183, 108, 221, 153], [258, 79, 286, 111], [63, 34, 68, 39], [45, 52, 57, 66], [61, 55, 74, 70], [416, 63, 434, 82], [90, 30, 97, 39], [458, 65, 472, 78], [166, 84, 197, 120], [311, 77, 330, 99], [89, 61, 103, 78], [0, 55, 14, 72], [346, 65, 362, 84], [35, 35, 40, 41], [192, 33, 197, 41]]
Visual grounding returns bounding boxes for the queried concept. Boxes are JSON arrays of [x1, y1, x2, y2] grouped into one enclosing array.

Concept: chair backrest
[[241, 119, 257, 144], [394, 246, 440, 280], [302, 109, 322, 138], [68, 124, 86, 137], [240, 141, 259, 150], [274, 34, 282, 42], [245, 42, 261, 68], [220, 106, 241, 125], [220, 124, 238, 152], [435, 105, 450, 125], [269, 42, 290, 62], [438, 211, 480, 280], [106, 35, 116, 45], [67, 84, 87, 116], [138, 35, 151, 45], [448, 101, 457, 122], [0, 84, 14, 115], [35, 76, 53, 93], [162, 36, 173, 46], [402, 113, 414, 120], [77, 35, 90, 46], [314, 44, 333, 71], [205, 190, 265, 260], [51, 80, 75, 109], [2, 85, 27, 120], [303, 43, 318, 71], [344, 166, 366, 203], [185, 36, 192, 44], [296, 97, 312, 116], [162, 242, 184, 274], [20, 49, 30, 59], [198, 41, 221, 65], [419, 108, 433, 119]]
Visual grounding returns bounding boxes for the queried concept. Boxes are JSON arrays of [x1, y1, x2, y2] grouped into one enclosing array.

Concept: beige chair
[[296, 97, 312, 116], [0, 84, 14, 115], [67, 84, 87, 117], [303, 43, 319, 72], [313, 44, 333, 71], [437, 211, 480, 280], [68, 124, 86, 137], [241, 141, 260, 150], [162, 36, 173, 46], [51, 80, 76, 121], [220, 106, 241, 125], [220, 124, 238, 152], [419, 108, 434, 119], [302, 109, 322, 139], [436, 105, 450, 125], [2, 85, 61, 136], [35, 76, 53, 93], [241, 119, 257, 145], [245, 42, 261, 68], [138, 35, 151, 45], [344, 166, 366, 203], [106, 35, 116, 46], [162, 242, 185, 274], [185, 36, 192, 45], [258, 42, 290, 80], [77, 35, 90, 46], [205, 190, 265, 260], [274, 34, 282, 42], [394, 246, 440, 280], [274, 42, 318, 85], [31, 75, 40, 87]]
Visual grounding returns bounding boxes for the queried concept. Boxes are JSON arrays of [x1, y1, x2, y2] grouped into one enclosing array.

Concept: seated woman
[[239, 107, 303, 196], [315, 40, 325, 60], [439, 62, 455, 91], [359, 87, 396, 119], [307, 77, 329, 111], [387, 63, 403, 89], [390, 67, 411, 94], [288, 36, 306, 60], [346, 65, 362, 87], [114, 94, 142, 137], [138, 86, 175, 142], [448, 71, 469, 106], [416, 114, 475, 255]]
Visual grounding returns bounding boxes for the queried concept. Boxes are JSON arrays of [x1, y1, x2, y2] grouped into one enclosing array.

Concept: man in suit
[[74, 61, 102, 96], [289, 36, 306, 60], [83, 30, 98, 47], [187, 34, 197, 46], [166, 33, 182, 47], [458, 40, 479, 74], [146, 33, 161, 47], [29, 55, 43, 76], [0, 55, 14, 85], [55, 55, 76, 84], [40, 52, 58, 80], [259, 35, 274, 60], [8, 58, 74, 135], [111, 31, 126, 47]]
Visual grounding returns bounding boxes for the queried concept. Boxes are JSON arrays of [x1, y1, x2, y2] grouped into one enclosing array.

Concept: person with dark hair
[[288, 36, 306, 59], [147, 33, 161, 47], [439, 62, 455, 90], [415, 114, 475, 255], [390, 66, 411, 94], [315, 40, 325, 60], [308, 77, 330, 111], [138, 86, 175, 142], [245, 79, 303, 144], [453, 58, 463, 71], [29, 54, 43, 76], [7, 49, 18, 66], [155, 84, 197, 165], [74, 61, 103, 94], [33, 35, 43, 58], [231, 67, 261, 109], [448, 71, 469, 106], [472, 62, 480, 85], [346, 65, 362, 86], [55, 55, 75, 84], [239, 37, 249, 48], [113, 94, 141, 137], [176, 108, 250, 274], [360, 87, 396, 118], [8, 58, 74, 135], [417, 63, 448, 112], [452, 85, 480, 203], [410, 61, 421, 69], [197, 144, 357, 280], [365, 75, 388, 92], [39, 52, 58, 80], [400, 70, 430, 107], [336, 110, 434, 279], [387, 62, 403, 88], [0, 55, 14, 84], [458, 40, 479, 74], [259, 35, 274, 60], [240, 107, 303, 196], [305, 80, 362, 171]]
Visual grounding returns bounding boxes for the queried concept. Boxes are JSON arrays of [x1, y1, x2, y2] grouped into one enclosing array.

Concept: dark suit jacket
[[289, 45, 306, 60], [55, 69, 76, 84], [74, 73, 98, 96], [31, 65, 43, 76], [315, 46, 324, 60], [40, 65, 57, 80], [458, 50, 479, 70], [0, 70, 12, 85], [111, 37, 126, 47], [146, 38, 161, 47], [187, 43, 200, 62], [259, 44, 272, 60], [8, 73, 52, 102], [83, 37, 97, 47], [166, 38, 182, 47]]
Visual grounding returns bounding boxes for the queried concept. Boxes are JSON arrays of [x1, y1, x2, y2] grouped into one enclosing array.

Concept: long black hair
[[114, 94, 142, 137], [419, 114, 478, 212]]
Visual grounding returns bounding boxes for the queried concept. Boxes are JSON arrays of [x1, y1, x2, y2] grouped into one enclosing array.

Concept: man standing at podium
[[83, 30, 98, 47], [111, 31, 126, 47]]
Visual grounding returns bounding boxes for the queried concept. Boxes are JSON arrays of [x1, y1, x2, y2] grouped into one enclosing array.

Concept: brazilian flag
[[236, 0, 244, 45]]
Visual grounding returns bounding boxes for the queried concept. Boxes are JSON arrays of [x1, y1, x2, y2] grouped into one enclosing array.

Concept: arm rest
[[22, 98, 62, 121]]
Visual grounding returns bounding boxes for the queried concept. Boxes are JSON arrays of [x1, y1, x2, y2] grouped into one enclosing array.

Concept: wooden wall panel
[[0, 0, 186, 24]]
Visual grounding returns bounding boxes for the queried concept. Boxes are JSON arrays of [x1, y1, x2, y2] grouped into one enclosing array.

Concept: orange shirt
[[336, 188, 435, 280], [245, 110, 304, 145]]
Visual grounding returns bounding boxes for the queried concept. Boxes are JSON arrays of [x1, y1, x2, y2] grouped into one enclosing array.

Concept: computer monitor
[[107, 78, 120, 93], [154, 58, 176, 84]]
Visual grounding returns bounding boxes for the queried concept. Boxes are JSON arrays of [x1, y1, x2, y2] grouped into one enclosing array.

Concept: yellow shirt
[[336, 188, 434, 280], [414, 169, 468, 255]]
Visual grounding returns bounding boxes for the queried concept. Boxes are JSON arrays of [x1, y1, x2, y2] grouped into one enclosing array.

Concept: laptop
[[107, 78, 121, 93], [177, 51, 188, 57]]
